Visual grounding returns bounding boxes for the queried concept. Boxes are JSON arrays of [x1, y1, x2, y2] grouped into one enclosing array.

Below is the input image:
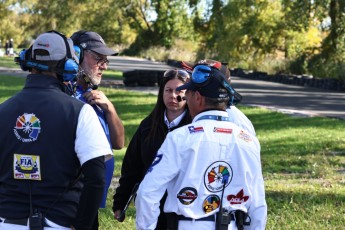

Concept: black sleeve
[[73, 156, 105, 230], [113, 125, 144, 212]]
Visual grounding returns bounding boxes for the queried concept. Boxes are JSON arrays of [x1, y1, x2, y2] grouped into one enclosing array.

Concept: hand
[[83, 90, 112, 112], [114, 210, 125, 222]]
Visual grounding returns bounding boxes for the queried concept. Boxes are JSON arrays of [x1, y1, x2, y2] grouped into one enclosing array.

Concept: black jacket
[[0, 74, 105, 228], [113, 111, 190, 229]]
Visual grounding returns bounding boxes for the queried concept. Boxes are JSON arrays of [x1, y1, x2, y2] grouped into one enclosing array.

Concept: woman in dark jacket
[[113, 69, 191, 229]]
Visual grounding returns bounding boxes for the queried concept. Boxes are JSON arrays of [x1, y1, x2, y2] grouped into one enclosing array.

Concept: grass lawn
[[0, 74, 344, 229]]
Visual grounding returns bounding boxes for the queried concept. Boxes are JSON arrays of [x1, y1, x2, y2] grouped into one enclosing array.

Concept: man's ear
[[194, 91, 205, 107]]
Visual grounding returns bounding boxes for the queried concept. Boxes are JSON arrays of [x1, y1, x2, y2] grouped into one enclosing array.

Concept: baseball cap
[[32, 32, 78, 62], [71, 31, 118, 56]]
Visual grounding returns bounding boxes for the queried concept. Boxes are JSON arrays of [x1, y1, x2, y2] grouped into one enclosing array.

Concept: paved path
[[105, 56, 345, 120], [1, 56, 344, 120], [230, 76, 345, 120]]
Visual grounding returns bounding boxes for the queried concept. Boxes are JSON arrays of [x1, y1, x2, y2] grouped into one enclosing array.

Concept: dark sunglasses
[[163, 69, 190, 79], [192, 65, 242, 105]]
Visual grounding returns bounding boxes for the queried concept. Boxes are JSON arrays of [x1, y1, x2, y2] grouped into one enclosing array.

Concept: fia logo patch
[[204, 161, 233, 192], [13, 113, 41, 142], [13, 154, 41, 180]]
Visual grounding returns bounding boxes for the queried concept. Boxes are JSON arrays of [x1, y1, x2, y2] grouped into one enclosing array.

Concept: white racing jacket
[[135, 110, 267, 230]]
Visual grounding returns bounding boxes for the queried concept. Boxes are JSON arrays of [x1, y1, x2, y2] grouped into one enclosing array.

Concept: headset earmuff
[[70, 30, 88, 64]]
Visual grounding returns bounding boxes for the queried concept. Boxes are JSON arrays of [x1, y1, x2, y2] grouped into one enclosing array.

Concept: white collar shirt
[[164, 110, 187, 130], [135, 110, 267, 230]]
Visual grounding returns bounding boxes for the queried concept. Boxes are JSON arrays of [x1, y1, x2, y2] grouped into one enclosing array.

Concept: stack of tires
[[123, 70, 166, 86]]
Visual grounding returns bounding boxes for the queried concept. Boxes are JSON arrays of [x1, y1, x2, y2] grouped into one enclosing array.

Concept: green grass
[[1, 75, 345, 229], [102, 70, 123, 80], [0, 55, 19, 68]]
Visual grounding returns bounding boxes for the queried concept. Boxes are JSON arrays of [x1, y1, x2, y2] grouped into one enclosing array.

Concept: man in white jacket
[[135, 63, 267, 230]]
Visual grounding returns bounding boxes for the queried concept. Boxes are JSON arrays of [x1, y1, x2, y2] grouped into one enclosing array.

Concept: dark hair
[[146, 70, 190, 142], [204, 88, 229, 110]]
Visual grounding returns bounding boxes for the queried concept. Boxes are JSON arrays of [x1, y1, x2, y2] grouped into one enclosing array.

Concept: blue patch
[[188, 126, 204, 134], [147, 154, 163, 172]]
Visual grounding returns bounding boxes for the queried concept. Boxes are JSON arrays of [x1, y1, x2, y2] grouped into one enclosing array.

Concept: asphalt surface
[[1, 56, 344, 120]]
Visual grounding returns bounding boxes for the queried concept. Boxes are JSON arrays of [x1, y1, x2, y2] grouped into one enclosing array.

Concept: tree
[[120, 0, 195, 55]]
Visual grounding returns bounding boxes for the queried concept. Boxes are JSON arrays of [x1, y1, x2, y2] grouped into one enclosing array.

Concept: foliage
[[1, 0, 345, 80], [137, 39, 198, 62]]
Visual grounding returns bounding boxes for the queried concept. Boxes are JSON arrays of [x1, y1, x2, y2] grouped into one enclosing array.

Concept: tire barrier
[[123, 70, 166, 87], [230, 68, 345, 92]]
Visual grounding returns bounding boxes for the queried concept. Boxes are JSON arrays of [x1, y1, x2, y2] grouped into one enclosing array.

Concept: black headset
[[192, 64, 242, 105], [14, 30, 79, 82], [70, 30, 88, 64]]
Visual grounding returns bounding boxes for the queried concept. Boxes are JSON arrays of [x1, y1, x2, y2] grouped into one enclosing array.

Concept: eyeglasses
[[86, 50, 109, 67], [163, 69, 190, 79]]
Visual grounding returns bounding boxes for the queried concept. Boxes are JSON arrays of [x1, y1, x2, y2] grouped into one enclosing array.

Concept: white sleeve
[[238, 137, 267, 229], [227, 106, 256, 136], [75, 104, 113, 165], [135, 132, 181, 230]]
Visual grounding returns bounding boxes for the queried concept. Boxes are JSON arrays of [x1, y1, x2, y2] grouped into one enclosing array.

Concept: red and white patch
[[214, 127, 232, 134]]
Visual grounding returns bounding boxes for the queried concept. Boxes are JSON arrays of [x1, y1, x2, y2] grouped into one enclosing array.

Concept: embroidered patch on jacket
[[213, 127, 232, 134], [238, 130, 252, 142], [202, 195, 220, 213], [13, 154, 41, 180], [188, 126, 204, 134], [147, 154, 163, 173], [13, 113, 41, 143], [226, 189, 249, 205], [204, 161, 233, 192], [177, 187, 198, 205]]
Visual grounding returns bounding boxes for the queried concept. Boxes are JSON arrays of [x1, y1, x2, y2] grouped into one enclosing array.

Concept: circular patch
[[177, 187, 198, 205], [204, 161, 233, 192], [14, 113, 41, 142], [202, 195, 220, 213]]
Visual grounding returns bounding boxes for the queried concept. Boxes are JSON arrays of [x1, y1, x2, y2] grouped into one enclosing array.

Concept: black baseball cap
[[71, 31, 118, 56]]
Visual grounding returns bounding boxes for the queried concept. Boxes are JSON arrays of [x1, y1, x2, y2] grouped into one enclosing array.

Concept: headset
[[14, 30, 79, 82], [191, 64, 242, 105], [70, 30, 88, 64], [70, 30, 99, 90]]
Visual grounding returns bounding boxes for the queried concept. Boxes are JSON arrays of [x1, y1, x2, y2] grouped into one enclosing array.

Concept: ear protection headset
[[14, 30, 79, 82], [191, 64, 242, 105], [70, 30, 88, 64]]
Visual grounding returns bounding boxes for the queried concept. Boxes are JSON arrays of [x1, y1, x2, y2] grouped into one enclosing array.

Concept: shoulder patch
[[188, 126, 204, 134], [238, 130, 253, 142], [214, 127, 232, 134]]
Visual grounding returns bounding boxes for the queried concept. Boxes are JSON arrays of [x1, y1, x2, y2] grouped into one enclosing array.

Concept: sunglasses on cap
[[163, 69, 190, 79], [192, 65, 242, 105]]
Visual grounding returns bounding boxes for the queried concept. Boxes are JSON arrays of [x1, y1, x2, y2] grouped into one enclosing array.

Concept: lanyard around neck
[[196, 115, 231, 122]]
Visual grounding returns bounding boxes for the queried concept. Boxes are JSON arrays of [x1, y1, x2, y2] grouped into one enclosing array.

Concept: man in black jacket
[[0, 31, 112, 229]]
